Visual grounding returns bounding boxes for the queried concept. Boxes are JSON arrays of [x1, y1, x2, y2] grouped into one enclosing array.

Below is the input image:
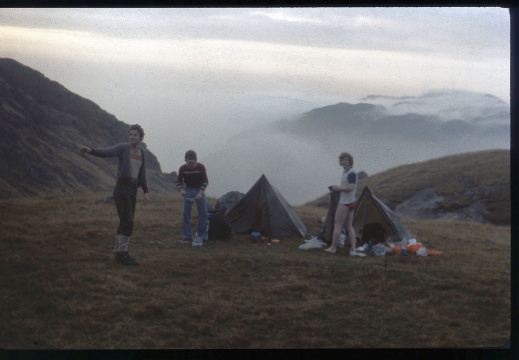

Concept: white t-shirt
[[338, 166, 357, 205], [129, 149, 142, 180]]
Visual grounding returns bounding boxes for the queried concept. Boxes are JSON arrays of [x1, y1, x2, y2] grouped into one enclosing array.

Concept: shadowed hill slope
[[0, 58, 177, 198]]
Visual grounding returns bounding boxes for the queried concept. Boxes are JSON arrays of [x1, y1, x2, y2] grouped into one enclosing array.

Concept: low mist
[[202, 90, 509, 206]]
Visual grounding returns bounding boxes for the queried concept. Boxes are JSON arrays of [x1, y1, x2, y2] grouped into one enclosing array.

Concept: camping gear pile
[[249, 231, 263, 243], [248, 231, 281, 244], [354, 238, 442, 256]]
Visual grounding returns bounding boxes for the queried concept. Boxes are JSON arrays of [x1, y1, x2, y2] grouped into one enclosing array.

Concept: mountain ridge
[[0, 58, 177, 199]]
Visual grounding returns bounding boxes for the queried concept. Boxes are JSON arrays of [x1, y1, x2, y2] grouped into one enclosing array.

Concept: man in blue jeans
[[176, 150, 209, 242]]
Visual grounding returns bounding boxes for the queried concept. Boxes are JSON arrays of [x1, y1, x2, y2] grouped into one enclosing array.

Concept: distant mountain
[[361, 90, 509, 126], [0, 58, 177, 199], [305, 149, 510, 225], [204, 90, 509, 206], [278, 90, 509, 143]]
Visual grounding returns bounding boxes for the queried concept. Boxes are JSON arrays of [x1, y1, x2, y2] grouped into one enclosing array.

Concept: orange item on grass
[[426, 250, 442, 255], [390, 246, 404, 255], [406, 244, 424, 254]]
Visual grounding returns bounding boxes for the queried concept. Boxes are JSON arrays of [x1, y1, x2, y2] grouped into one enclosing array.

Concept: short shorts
[[346, 201, 357, 210]]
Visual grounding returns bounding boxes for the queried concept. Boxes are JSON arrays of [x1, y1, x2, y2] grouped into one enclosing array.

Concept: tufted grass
[[0, 193, 511, 349]]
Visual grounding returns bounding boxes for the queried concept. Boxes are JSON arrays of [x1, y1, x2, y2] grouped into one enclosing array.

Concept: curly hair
[[339, 152, 354, 166], [128, 124, 145, 140]]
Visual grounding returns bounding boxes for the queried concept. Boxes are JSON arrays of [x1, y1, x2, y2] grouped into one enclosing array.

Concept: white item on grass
[[339, 233, 347, 248], [299, 236, 327, 250], [350, 251, 366, 257], [416, 247, 428, 256], [192, 236, 203, 247], [356, 243, 369, 252]]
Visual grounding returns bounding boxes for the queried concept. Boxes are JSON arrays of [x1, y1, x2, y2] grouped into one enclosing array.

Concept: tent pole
[[263, 187, 271, 238], [325, 192, 338, 243], [360, 196, 367, 244]]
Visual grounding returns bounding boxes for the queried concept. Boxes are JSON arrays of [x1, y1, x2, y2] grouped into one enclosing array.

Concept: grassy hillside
[[0, 193, 510, 349], [306, 149, 510, 225]]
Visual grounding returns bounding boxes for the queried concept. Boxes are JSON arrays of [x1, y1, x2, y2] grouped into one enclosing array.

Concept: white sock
[[117, 235, 130, 252]]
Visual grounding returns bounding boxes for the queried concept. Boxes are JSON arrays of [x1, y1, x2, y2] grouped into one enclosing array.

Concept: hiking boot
[[350, 251, 366, 257], [115, 252, 139, 265]]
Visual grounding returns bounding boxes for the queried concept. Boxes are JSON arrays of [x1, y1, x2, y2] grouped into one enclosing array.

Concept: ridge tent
[[225, 174, 307, 239], [353, 186, 411, 243]]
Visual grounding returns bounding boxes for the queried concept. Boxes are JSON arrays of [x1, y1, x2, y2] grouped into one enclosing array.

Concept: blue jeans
[[182, 186, 208, 240]]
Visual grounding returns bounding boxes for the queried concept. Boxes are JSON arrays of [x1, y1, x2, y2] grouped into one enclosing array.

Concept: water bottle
[[339, 234, 346, 248], [373, 244, 385, 256]]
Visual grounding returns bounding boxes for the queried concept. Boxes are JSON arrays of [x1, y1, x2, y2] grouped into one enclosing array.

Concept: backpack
[[207, 209, 231, 240]]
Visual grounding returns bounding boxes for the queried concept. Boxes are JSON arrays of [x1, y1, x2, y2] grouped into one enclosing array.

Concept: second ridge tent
[[353, 186, 411, 244]]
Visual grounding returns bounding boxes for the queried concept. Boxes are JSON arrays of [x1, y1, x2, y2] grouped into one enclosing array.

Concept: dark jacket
[[91, 143, 149, 193]]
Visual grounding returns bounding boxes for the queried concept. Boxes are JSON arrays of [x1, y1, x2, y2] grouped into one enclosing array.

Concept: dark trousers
[[113, 183, 137, 237]]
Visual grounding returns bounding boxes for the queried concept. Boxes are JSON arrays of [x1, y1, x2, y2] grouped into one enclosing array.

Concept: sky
[[0, 7, 511, 180]]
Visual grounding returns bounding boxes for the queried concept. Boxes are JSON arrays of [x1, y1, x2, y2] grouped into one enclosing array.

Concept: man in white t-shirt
[[325, 152, 365, 257]]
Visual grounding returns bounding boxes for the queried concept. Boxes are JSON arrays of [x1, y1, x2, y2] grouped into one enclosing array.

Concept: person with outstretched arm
[[77, 124, 149, 265]]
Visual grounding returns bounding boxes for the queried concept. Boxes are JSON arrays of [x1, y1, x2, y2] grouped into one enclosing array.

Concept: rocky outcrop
[[394, 181, 493, 224], [215, 191, 245, 213]]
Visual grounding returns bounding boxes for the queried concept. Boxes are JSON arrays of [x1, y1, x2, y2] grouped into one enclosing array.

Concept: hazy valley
[[204, 91, 509, 205], [0, 58, 510, 226]]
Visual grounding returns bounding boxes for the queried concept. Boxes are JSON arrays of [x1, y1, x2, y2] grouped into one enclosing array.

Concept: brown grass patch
[[0, 193, 511, 349]]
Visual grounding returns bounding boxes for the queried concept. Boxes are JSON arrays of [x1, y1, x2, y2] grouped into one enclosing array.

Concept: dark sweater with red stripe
[[176, 163, 208, 191]]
